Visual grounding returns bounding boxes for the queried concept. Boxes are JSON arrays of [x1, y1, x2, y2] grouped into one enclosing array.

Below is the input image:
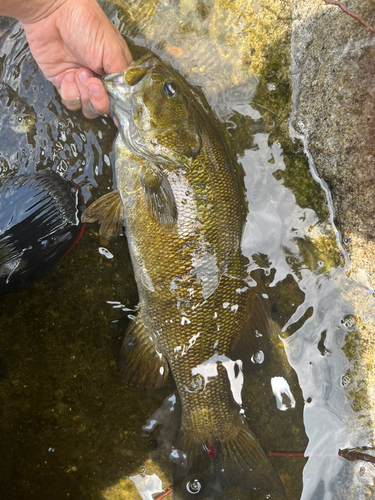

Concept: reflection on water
[[0, 17, 116, 201], [0, 1, 374, 499]]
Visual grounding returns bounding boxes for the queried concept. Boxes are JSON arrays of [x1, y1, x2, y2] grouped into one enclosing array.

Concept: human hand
[[20, 0, 132, 119]]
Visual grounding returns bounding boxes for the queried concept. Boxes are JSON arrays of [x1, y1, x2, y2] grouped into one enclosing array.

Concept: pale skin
[[0, 0, 133, 119]]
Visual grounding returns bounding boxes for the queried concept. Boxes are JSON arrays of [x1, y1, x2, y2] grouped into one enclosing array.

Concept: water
[[0, 1, 375, 499]]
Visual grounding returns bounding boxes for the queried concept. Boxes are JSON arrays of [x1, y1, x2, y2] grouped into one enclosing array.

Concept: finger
[[60, 71, 82, 112], [114, 28, 133, 67], [86, 78, 111, 116], [76, 69, 99, 120], [102, 24, 133, 74]]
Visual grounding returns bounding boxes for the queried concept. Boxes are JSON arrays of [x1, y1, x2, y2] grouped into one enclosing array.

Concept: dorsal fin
[[81, 190, 123, 239], [229, 283, 272, 375]]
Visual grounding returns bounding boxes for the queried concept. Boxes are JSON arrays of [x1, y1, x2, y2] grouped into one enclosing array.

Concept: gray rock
[[291, 0, 375, 288]]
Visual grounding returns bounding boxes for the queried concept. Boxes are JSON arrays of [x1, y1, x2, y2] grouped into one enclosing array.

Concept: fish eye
[[163, 81, 178, 97]]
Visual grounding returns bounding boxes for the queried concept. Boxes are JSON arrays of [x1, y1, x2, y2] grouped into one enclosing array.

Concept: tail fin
[[173, 420, 285, 499]]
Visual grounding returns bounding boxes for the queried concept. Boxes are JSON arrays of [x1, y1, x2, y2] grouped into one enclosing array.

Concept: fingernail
[[65, 72, 76, 83], [78, 70, 90, 84], [88, 83, 102, 95]]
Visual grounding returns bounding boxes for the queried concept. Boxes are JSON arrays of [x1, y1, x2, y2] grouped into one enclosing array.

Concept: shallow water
[[0, 1, 375, 499]]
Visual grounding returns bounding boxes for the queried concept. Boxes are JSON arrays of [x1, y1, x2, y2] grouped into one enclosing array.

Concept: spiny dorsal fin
[[141, 166, 177, 227], [81, 190, 123, 239], [120, 314, 169, 389]]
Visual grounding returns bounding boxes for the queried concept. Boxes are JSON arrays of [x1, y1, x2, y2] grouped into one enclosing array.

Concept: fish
[[82, 52, 284, 498]]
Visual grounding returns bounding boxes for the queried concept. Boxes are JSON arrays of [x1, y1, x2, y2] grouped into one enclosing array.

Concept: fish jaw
[[103, 71, 155, 162], [102, 72, 132, 127], [102, 52, 158, 106]]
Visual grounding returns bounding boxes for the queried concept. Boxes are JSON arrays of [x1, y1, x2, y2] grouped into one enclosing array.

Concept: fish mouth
[[103, 72, 127, 88], [103, 52, 160, 92], [102, 67, 151, 116], [102, 72, 132, 118], [102, 72, 130, 98], [101, 63, 156, 163], [101, 54, 158, 133]]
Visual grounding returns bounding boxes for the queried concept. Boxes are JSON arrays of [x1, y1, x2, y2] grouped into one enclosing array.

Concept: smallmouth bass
[[83, 53, 284, 498]]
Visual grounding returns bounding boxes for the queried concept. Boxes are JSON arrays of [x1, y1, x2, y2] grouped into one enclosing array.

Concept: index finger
[[102, 24, 133, 75]]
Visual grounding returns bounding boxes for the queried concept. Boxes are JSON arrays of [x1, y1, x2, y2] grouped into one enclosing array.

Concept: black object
[[0, 171, 85, 294]]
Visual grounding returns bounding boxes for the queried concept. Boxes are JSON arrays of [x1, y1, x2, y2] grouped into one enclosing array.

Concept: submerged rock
[[290, 0, 375, 288]]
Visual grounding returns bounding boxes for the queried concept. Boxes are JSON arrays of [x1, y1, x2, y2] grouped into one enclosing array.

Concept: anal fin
[[120, 314, 169, 389], [81, 190, 123, 239]]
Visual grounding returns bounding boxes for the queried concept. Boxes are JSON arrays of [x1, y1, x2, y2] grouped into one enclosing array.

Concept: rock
[[290, 0, 375, 288]]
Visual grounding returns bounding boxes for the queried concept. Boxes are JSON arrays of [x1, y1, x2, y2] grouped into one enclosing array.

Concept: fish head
[[103, 53, 202, 168]]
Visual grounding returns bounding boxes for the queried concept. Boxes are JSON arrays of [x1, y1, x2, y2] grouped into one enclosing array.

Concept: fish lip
[[102, 71, 127, 90]]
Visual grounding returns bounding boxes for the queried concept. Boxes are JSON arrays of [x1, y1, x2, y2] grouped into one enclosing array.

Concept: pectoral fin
[[141, 166, 177, 227], [81, 190, 123, 239], [120, 314, 169, 389]]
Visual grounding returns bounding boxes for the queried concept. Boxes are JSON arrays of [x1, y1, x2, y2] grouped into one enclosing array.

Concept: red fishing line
[[153, 487, 173, 499]]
